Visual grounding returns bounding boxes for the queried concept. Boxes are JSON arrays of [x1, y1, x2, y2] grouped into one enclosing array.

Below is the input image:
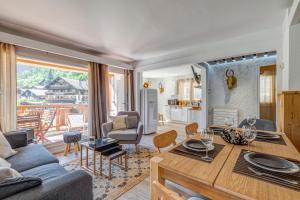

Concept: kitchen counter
[[165, 105, 202, 124]]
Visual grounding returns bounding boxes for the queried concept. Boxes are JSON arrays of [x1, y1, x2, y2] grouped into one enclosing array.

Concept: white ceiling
[[143, 65, 200, 78], [0, 0, 291, 63]]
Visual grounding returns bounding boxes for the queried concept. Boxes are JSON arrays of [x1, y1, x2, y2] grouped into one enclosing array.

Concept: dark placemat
[[255, 133, 286, 145], [233, 150, 300, 191], [170, 142, 225, 163]]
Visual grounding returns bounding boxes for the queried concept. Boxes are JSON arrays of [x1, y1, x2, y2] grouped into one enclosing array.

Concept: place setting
[[233, 149, 300, 190], [170, 128, 225, 163], [255, 131, 286, 145]]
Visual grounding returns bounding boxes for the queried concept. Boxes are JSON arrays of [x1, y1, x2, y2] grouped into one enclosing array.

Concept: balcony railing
[[17, 104, 88, 144]]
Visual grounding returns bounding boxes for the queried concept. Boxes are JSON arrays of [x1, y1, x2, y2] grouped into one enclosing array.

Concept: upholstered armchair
[[101, 111, 143, 151]]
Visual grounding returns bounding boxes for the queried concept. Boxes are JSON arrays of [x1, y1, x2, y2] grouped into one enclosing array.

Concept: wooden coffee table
[[80, 137, 119, 175]]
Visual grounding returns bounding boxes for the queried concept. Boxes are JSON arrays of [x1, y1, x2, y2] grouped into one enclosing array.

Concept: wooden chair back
[[185, 122, 198, 138], [153, 130, 177, 153], [152, 181, 183, 200]]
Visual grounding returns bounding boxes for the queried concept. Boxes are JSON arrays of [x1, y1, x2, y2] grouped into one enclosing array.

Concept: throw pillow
[[126, 116, 138, 129], [112, 115, 127, 130], [0, 131, 17, 159], [0, 167, 22, 182], [0, 158, 11, 168], [0, 177, 42, 199]]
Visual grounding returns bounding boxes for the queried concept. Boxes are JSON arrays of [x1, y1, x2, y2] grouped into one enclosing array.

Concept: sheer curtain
[[260, 68, 275, 104], [0, 43, 17, 132], [176, 78, 195, 101]]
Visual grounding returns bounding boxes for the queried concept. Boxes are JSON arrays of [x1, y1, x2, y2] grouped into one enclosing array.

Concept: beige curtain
[[88, 63, 109, 138], [0, 43, 17, 132], [124, 70, 135, 111], [176, 78, 194, 101]]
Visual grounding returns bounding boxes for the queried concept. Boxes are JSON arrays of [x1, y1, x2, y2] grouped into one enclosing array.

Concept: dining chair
[[152, 180, 204, 200], [39, 110, 57, 142], [153, 130, 177, 153], [185, 123, 198, 138], [238, 119, 276, 131]]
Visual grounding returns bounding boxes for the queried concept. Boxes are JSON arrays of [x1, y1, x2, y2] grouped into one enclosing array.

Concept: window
[[16, 58, 89, 144], [177, 78, 201, 101], [108, 72, 125, 116], [260, 75, 273, 103]]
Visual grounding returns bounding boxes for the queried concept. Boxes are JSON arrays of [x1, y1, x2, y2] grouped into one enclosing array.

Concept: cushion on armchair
[[126, 116, 138, 129], [112, 115, 127, 130], [107, 129, 138, 141]]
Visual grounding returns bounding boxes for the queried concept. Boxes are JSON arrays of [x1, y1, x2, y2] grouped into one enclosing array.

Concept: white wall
[[289, 23, 300, 90], [207, 56, 276, 125], [143, 76, 182, 121]]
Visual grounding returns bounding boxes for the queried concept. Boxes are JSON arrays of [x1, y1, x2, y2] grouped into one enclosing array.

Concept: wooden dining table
[[150, 129, 300, 200]]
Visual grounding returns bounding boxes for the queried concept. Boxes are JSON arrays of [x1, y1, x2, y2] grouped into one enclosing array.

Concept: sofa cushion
[[21, 163, 68, 182], [126, 116, 138, 129], [7, 144, 58, 172], [108, 129, 138, 141], [0, 177, 42, 199], [0, 131, 17, 159], [0, 158, 11, 168]]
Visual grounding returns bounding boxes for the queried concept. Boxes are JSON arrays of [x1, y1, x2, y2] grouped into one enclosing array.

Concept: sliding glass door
[[16, 58, 89, 144]]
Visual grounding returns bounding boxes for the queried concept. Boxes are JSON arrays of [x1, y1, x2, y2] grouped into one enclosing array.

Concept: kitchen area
[[142, 64, 207, 130]]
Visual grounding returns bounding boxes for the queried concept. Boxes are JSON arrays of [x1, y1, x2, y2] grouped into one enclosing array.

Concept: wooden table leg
[[86, 148, 88, 168], [150, 157, 164, 200], [109, 159, 112, 179], [124, 154, 128, 171], [80, 145, 83, 167], [99, 154, 102, 176], [93, 151, 96, 175]]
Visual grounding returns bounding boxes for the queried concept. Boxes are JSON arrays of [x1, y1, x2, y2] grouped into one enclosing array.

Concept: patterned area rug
[[63, 146, 157, 200]]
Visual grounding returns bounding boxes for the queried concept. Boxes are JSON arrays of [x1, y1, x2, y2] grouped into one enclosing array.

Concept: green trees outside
[[17, 65, 88, 88]]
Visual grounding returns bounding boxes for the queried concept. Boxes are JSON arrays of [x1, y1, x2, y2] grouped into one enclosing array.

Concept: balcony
[[17, 104, 88, 144]]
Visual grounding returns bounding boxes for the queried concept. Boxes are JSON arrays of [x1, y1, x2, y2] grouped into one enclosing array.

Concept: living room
[[1, 1, 300, 200]]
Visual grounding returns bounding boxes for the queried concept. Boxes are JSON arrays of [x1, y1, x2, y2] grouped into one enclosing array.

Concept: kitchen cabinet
[[278, 91, 300, 151], [168, 106, 201, 125]]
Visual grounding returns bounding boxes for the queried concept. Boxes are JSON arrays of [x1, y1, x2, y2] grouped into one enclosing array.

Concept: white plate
[[244, 152, 300, 174]]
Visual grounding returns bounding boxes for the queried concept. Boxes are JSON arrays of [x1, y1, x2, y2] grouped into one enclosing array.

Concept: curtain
[[176, 78, 195, 101], [0, 43, 17, 132], [88, 63, 109, 138], [260, 67, 275, 104], [124, 70, 135, 111]]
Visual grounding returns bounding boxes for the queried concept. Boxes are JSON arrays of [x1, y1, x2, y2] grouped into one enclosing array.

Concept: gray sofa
[[2, 131, 93, 200], [102, 111, 143, 151]]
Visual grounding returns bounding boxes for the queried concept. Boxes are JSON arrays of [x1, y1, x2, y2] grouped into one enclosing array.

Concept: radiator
[[213, 107, 239, 127]]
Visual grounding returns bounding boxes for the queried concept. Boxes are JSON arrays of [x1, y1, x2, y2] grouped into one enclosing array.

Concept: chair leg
[[135, 144, 138, 152], [64, 144, 70, 156], [74, 143, 79, 154]]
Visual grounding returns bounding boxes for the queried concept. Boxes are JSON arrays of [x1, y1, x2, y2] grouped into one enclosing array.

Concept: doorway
[[259, 65, 276, 123]]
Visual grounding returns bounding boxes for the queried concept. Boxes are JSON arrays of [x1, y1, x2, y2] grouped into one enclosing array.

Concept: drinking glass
[[224, 117, 234, 127], [201, 128, 214, 161], [242, 125, 257, 152], [247, 115, 257, 127]]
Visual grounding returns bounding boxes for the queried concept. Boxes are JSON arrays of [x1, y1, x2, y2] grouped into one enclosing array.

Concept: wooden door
[[259, 65, 276, 123]]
